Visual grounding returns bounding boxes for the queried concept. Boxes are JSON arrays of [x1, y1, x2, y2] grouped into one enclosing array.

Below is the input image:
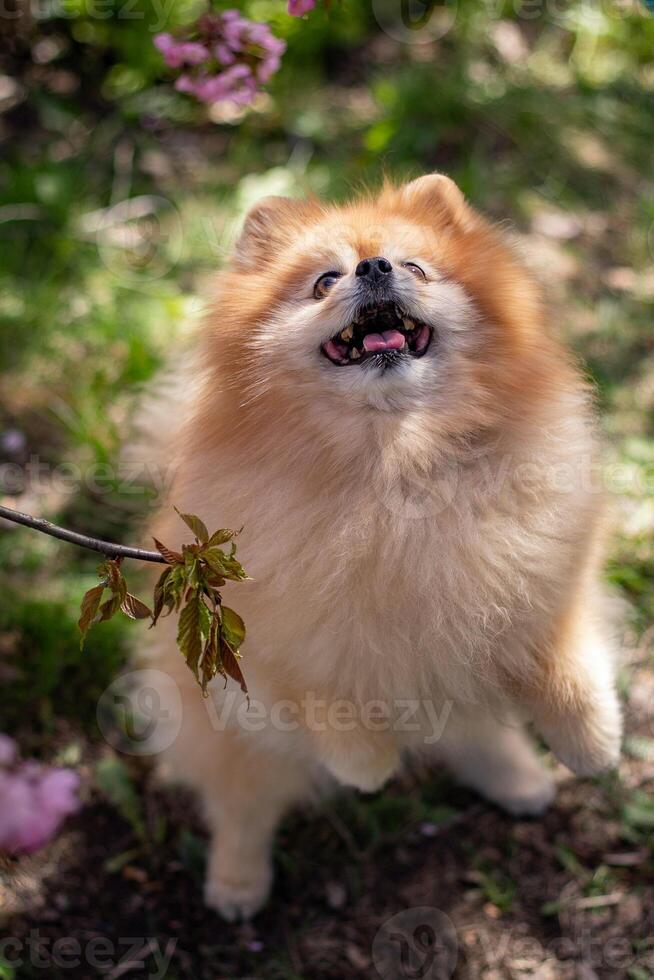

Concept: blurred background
[[0, 2, 653, 977]]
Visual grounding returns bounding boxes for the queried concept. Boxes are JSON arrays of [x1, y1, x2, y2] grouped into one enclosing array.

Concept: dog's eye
[[314, 271, 341, 299], [403, 261, 426, 280]]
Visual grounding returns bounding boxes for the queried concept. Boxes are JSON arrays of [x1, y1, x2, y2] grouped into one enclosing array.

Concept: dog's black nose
[[355, 256, 393, 281]]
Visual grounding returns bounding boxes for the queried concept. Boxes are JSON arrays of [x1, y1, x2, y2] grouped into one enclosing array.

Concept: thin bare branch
[[0, 504, 166, 564]]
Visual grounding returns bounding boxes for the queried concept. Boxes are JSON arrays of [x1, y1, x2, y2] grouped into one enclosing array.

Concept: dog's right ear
[[233, 196, 317, 269], [402, 173, 474, 231]]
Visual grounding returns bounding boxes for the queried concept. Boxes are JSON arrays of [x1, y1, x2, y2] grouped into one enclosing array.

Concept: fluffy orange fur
[[139, 174, 621, 920]]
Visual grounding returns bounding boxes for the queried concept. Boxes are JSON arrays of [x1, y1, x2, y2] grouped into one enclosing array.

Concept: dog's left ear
[[402, 174, 473, 230], [233, 196, 316, 269]]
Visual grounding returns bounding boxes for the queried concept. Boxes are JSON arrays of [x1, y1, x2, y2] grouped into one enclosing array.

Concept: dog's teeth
[[403, 318, 415, 331], [340, 325, 354, 341], [350, 348, 361, 359]]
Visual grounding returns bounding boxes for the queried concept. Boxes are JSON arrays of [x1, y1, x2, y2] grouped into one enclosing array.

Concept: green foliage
[[78, 557, 151, 649], [0, 588, 127, 741], [152, 510, 249, 695], [474, 863, 516, 913], [95, 755, 147, 840], [0, 960, 16, 980], [623, 792, 654, 832], [76, 508, 249, 696]]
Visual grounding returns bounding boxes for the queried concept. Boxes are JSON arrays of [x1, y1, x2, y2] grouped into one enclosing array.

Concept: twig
[[574, 892, 623, 910], [0, 502, 250, 695], [0, 503, 165, 564]]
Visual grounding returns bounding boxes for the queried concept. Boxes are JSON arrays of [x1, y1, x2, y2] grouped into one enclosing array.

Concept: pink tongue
[[362, 329, 405, 353]]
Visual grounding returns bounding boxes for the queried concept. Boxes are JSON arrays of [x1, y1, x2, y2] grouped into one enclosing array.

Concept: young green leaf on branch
[[0, 502, 251, 699], [77, 508, 249, 697]]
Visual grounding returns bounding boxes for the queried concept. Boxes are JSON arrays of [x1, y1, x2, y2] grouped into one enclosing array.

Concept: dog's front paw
[[550, 729, 621, 777], [541, 693, 622, 777], [487, 768, 556, 817], [204, 860, 272, 921]]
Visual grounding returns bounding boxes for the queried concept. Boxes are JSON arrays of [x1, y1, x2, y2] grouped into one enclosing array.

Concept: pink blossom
[[154, 11, 286, 107], [222, 11, 250, 48], [174, 74, 198, 95], [0, 739, 80, 855], [180, 64, 259, 107], [258, 55, 282, 84], [154, 34, 209, 68], [214, 42, 236, 66], [288, 0, 316, 16], [0, 734, 16, 765], [39, 768, 80, 817]]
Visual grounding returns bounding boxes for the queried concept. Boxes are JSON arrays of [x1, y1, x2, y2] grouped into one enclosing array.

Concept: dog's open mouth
[[321, 302, 432, 367]]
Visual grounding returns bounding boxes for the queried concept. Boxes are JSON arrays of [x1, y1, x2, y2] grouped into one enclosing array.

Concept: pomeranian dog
[[140, 174, 622, 920]]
